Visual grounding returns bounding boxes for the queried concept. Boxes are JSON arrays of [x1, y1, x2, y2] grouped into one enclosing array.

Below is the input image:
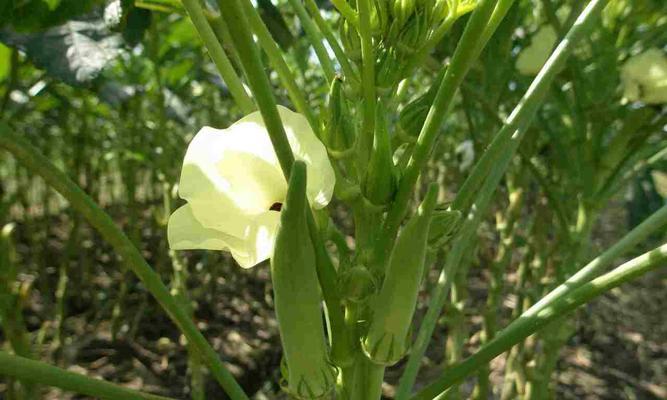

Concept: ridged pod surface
[[271, 161, 336, 398], [362, 184, 439, 365]]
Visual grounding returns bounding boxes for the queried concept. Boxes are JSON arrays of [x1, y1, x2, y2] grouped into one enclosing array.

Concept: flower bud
[[432, 0, 450, 22], [362, 184, 439, 365], [324, 77, 354, 152], [271, 161, 336, 398], [362, 102, 398, 205], [398, 69, 445, 138], [373, 0, 390, 36], [428, 209, 461, 248], [339, 265, 377, 304], [376, 47, 403, 90], [339, 20, 361, 62], [392, 0, 416, 29]]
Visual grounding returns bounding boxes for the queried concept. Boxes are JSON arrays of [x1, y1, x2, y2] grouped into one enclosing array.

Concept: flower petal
[[228, 211, 281, 268], [168, 204, 244, 251], [168, 204, 280, 269], [178, 126, 285, 237], [275, 105, 335, 209]]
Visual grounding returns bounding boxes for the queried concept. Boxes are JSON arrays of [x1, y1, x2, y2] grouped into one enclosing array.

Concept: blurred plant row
[[0, 0, 666, 399]]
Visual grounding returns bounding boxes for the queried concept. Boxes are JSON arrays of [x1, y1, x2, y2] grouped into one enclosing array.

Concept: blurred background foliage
[[0, 0, 666, 399]]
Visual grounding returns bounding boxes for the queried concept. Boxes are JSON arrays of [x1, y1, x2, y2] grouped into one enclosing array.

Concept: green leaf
[[0, 0, 101, 32], [0, 43, 10, 82], [0, 17, 122, 86], [257, 0, 294, 50]]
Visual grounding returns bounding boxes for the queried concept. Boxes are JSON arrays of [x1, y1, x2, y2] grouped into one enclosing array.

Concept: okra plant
[[0, 0, 666, 399]]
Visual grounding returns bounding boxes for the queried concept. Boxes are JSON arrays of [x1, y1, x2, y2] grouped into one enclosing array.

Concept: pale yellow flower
[[621, 48, 667, 104], [168, 106, 335, 268], [516, 26, 557, 76]]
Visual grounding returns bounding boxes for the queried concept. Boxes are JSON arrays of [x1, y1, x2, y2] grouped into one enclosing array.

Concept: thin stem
[[411, 242, 667, 399], [331, 0, 359, 28], [375, 0, 499, 272], [303, 0, 359, 85], [0, 125, 249, 400], [356, 0, 376, 170], [180, 0, 254, 114], [0, 351, 174, 400], [238, 1, 318, 130], [287, 0, 336, 82], [218, 0, 295, 174]]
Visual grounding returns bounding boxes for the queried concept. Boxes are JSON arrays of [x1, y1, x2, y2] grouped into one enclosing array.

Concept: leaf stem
[[0, 351, 175, 400], [287, 0, 336, 82], [303, 0, 360, 85], [238, 1, 318, 130], [331, 0, 359, 28], [180, 0, 254, 114]]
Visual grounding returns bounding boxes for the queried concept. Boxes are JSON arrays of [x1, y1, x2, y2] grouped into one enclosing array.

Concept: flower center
[[269, 202, 283, 212]]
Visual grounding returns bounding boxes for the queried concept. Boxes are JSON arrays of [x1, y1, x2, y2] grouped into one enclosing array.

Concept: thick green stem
[[0, 351, 174, 400], [411, 242, 667, 399], [0, 125, 249, 400], [181, 0, 254, 114]]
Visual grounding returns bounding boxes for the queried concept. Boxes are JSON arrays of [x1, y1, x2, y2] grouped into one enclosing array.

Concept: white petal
[[275, 105, 335, 209], [228, 211, 281, 268], [178, 126, 285, 237], [168, 204, 281, 269], [168, 204, 245, 251]]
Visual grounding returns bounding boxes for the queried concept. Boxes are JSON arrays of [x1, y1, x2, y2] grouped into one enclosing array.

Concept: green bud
[[324, 77, 354, 152], [339, 20, 361, 62], [432, 0, 450, 22], [362, 184, 439, 365], [392, 0, 416, 29], [398, 69, 445, 138], [362, 102, 398, 205], [271, 161, 336, 398], [339, 265, 377, 304], [397, 11, 428, 52], [428, 209, 461, 248], [373, 0, 390, 36], [375, 47, 403, 90]]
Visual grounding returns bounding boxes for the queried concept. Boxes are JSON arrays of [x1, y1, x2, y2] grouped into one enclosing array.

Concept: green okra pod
[[271, 161, 336, 398], [362, 183, 439, 365]]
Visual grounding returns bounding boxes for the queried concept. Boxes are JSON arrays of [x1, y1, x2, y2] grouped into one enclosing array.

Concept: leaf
[[0, 43, 10, 82], [0, 17, 122, 86], [257, 0, 294, 50], [0, 0, 100, 32]]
